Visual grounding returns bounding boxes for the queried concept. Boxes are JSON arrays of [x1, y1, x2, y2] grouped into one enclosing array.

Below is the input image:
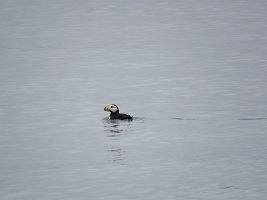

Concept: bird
[[104, 104, 133, 120]]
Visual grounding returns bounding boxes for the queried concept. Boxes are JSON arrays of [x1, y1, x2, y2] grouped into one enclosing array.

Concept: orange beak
[[104, 105, 110, 112]]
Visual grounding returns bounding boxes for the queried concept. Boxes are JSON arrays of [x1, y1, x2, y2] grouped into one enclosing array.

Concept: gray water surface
[[1, 1, 267, 199]]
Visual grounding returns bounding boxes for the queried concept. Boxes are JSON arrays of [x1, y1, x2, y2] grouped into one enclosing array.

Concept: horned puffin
[[104, 104, 133, 120]]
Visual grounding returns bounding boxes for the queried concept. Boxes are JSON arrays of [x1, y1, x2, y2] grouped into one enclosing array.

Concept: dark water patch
[[148, 117, 267, 121], [237, 117, 267, 121], [104, 129, 125, 134], [219, 185, 240, 190], [104, 125, 126, 137], [149, 117, 203, 121], [171, 117, 198, 120]]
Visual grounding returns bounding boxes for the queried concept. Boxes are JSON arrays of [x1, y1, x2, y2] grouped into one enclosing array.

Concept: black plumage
[[109, 110, 132, 120], [104, 104, 133, 120]]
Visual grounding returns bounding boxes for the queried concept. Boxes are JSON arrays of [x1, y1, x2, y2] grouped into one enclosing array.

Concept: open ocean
[[0, 1, 267, 199]]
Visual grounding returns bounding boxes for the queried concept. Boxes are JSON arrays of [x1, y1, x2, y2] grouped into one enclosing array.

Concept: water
[[1, 0, 267, 199]]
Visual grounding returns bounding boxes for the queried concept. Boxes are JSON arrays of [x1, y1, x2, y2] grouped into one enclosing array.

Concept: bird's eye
[[111, 106, 114, 108]]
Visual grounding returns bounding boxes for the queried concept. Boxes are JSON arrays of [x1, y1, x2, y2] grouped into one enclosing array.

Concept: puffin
[[104, 104, 133, 120]]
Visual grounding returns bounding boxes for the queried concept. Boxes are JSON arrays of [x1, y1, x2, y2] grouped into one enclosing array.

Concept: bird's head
[[104, 104, 119, 113]]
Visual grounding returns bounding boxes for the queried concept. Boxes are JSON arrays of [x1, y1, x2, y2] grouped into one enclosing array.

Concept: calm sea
[[0, 1, 267, 199]]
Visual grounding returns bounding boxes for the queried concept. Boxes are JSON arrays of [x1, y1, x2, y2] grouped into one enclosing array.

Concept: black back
[[110, 111, 133, 120]]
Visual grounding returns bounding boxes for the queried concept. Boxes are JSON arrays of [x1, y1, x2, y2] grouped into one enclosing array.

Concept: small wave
[[171, 117, 198, 120], [237, 117, 267, 121]]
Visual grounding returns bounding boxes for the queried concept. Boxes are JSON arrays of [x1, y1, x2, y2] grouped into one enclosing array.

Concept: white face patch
[[109, 104, 118, 113]]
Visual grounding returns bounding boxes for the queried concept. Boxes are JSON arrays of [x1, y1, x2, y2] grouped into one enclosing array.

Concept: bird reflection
[[103, 119, 131, 165], [104, 123, 124, 137]]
